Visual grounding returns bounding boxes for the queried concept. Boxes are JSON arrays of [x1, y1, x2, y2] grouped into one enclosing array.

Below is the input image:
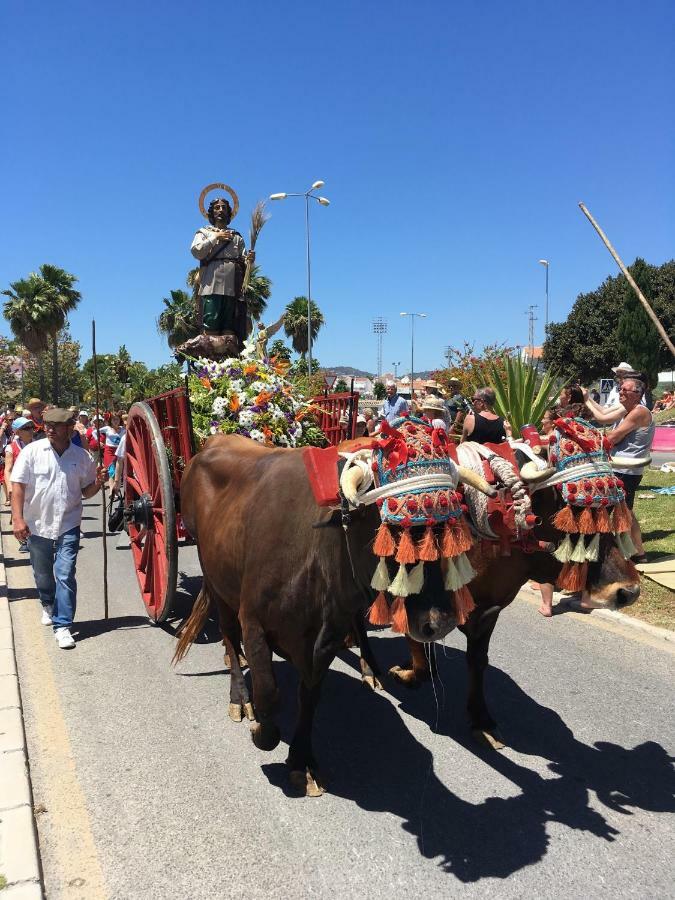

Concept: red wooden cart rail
[[309, 391, 360, 444]]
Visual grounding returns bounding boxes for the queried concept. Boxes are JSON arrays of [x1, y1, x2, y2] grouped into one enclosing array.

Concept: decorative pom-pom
[[455, 552, 477, 585], [594, 506, 612, 533], [453, 585, 476, 626], [389, 563, 411, 597], [552, 505, 578, 533], [443, 557, 463, 591], [373, 522, 396, 557], [578, 505, 595, 534], [396, 527, 417, 565], [612, 501, 632, 534], [417, 525, 439, 562], [553, 533, 574, 563], [390, 596, 409, 634], [408, 561, 425, 595], [441, 521, 463, 558], [368, 592, 391, 626], [585, 533, 600, 562], [370, 557, 390, 592], [570, 535, 587, 564], [557, 561, 588, 592]]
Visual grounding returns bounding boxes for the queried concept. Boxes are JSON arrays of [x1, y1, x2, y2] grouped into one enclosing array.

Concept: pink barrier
[[653, 426, 675, 452]]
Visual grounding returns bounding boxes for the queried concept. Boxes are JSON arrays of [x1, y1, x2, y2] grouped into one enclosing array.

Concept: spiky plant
[[487, 354, 561, 434]]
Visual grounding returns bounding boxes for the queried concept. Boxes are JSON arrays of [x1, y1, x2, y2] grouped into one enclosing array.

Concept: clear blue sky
[[2, 0, 673, 375]]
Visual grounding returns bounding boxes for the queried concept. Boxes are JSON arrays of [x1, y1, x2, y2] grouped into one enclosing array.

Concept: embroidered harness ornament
[[350, 417, 478, 632], [547, 417, 635, 591]]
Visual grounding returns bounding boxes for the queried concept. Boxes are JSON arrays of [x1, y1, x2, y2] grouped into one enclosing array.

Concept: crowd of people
[[0, 399, 126, 649]]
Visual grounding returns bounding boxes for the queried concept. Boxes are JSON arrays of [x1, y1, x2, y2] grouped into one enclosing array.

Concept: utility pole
[[525, 305, 538, 361], [372, 317, 387, 379]]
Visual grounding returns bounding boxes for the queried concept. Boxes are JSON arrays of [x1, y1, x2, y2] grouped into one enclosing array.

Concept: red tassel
[[456, 516, 474, 553], [553, 505, 578, 533], [441, 521, 462, 558], [417, 526, 439, 562], [557, 561, 588, 592], [612, 501, 632, 534], [373, 522, 396, 557], [396, 527, 417, 565], [594, 507, 612, 534], [368, 592, 391, 626], [390, 596, 409, 633], [453, 585, 476, 626], [578, 506, 595, 534]]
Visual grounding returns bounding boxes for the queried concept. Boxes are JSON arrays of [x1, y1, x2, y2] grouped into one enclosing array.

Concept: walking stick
[[579, 202, 675, 357], [92, 320, 109, 619]]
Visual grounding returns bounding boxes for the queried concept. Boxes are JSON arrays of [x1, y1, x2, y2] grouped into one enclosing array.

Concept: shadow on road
[[257, 635, 675, 882], [73, 615, 151, 642]]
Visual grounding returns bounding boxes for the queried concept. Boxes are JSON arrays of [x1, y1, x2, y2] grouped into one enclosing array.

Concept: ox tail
[[172, 583, 212, 665]]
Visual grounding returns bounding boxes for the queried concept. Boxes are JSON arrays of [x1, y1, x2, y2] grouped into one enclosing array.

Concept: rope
[[457, 442, 532, 537]]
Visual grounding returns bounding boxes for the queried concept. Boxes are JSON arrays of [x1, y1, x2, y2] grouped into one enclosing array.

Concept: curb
[[0, 525, 43, 898], [519, 584, 674, 644]]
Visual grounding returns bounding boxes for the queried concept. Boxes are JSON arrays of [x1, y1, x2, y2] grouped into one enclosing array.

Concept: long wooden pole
[[579, 202, 675, 357], [92, 320, 109, 619]]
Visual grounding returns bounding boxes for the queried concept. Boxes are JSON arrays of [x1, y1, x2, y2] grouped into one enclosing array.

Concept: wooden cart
[[124, 385, 360, 623]]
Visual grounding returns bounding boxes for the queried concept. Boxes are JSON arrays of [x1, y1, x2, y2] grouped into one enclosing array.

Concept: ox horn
[[520, 461, 556, 482], [456, 466, 497, 497], [610, 455, 651, 469], [341, 465, 365, 505]]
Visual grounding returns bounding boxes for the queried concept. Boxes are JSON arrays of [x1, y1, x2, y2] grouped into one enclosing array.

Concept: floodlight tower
[[524, 305, 538, 360], [372, 317, 387, 379]]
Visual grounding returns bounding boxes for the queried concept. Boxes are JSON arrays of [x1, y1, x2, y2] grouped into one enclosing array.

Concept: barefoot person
[[10, 408, 106, 647]]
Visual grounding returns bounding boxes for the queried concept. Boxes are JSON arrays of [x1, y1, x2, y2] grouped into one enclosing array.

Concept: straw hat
[[421, 395, 446, 413]]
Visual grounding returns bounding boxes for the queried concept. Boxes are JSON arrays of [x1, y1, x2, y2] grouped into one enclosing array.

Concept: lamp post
[[400, 312, 427, 399], [538, 259, 549, 333], [270, 181, 330, 377]]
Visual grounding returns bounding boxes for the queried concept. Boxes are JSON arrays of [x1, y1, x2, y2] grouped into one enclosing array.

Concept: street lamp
[[270, 180, 331, 376], [400, 312, 427, 399], [538, 259, 549, 332]]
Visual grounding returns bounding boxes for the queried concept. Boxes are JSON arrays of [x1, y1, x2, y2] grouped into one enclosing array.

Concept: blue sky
[[2, 0, 673, 375]]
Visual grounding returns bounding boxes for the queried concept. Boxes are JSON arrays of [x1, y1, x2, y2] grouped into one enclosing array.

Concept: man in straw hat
[[421, 394, 448, 430], [10, 408, 106, 649], [26, 397, 47, 440]]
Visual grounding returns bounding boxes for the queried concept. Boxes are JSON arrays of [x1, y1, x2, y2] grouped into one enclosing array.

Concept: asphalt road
[[4, 498, 675, 900]]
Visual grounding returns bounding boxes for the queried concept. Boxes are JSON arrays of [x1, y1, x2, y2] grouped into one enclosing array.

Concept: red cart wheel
[[124, 402, 177, 623]]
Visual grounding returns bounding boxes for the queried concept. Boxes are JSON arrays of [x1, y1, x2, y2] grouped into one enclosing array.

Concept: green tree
[[21, 326, 84, 407], [39, 264, 82, 403], [283, 296, 325, 358], [157, 289, 198, 349], [373, 380, 387, 400], [334, 378, 348, 392], [616, 259, 664, 389], [269, 338, 292, 362], [242, 265, 272, 328]]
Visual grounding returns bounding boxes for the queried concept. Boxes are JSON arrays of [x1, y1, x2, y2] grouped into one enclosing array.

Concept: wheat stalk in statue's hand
[[242, 200, 270, 294]]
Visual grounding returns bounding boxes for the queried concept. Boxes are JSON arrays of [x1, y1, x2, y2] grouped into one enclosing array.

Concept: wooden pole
[[92, 320, 109, 619], [579, 202, 675, 357]]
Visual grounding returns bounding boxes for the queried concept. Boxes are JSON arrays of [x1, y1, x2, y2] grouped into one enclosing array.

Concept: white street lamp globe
[[312, 180, 325, 189], [269, 193, 287, 200], [317, 197, 330, 206], [538, 259, 549, 266]]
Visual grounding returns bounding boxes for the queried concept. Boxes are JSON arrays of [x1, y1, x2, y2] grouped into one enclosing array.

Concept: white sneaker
[[41, 605, 53, 626], [54, 627, 75, 649]]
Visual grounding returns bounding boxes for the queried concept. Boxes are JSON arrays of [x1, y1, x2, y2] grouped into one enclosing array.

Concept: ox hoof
[[229, 703, 243, 723], [472, 727, 506, 750], [244, 702, 256, 721], [362, 674, 384, 691], [250, 722, 281, 752], [389, 665, 423, 689], [289, 769, 326, 798], [224, 653, 249, 671]]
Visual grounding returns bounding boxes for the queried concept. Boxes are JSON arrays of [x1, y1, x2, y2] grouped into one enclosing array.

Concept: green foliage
[[269, 338, 292, 362], [434, 342, 516, 397], [373, 380, 386, 400], [616, 259, 663, 388], [334, 378, 348, 393], [2, 273, 63, 352], [543, 258, 675, 384], [21, 326, 84, 406], [157, 289, 198, 349], [487, 355, 560, 433], [242, 264, 272, 324], [283, 296, 325, 357]]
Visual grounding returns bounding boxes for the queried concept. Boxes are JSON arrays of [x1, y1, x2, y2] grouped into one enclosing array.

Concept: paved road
[[4, 499, 675, 899]]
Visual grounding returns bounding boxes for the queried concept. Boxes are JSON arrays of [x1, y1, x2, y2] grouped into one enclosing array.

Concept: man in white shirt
[[11, 408, 106, 649]]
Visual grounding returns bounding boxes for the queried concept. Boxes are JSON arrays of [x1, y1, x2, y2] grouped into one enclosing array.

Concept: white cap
[[356, 414, 367, 424], [611, 362, 635, 374], [78, 410, 89, 417]]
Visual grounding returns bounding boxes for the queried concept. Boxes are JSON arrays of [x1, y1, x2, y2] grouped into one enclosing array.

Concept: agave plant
[[487, 354, 562, 434]]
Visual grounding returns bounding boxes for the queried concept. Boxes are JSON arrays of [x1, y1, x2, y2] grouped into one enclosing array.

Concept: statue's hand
[[216, 229, 233, 242], [247, 250, 256, 263]]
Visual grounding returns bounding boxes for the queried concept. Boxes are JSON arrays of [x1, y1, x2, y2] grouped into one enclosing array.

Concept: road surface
[[3, 500, 675, 899]]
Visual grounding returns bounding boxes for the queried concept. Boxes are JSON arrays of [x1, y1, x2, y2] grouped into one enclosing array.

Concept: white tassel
[[370, 557, 390, 592], [407, 561, 425, 595], [571, 535, 587, 564], [585, 532, 600, 562], [455, 552, 477, 585], [389, 563, 411, 597], [444, 557, 464, 591], [553, 533, 574, 563], [617, 530, 637, 559]]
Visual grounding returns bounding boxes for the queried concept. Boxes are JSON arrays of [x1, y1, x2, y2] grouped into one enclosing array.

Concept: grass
[[653, 407, 675, 425], [624, 467, 675, 630]]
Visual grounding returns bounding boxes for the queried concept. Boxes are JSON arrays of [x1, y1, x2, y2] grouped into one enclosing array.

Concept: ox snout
[[585, 580, 641, 611], [406, 602, 457, 643]]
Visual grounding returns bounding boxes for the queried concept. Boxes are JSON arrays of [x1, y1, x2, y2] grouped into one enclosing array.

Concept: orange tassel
[[594, 507, 612, 533], [390, 596, 409, 633], [417, 526, 439, 562], [441, 521, 462, 558], [625, 559, 640, 582], [557, 561, 588, 592], [612, 501, 632, 534], [396, 527, 417, 565], [453, 585, 476, 626], [368, 592, 391, 626], [373, 522, 396, 557], [553, 505, 578, 533], [578, 506, 595, 534], [457, 516, 474, 553]]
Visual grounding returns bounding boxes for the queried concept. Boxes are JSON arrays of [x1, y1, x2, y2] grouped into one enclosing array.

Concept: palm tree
[[2, 274, 61, 400], [283, 296, 325, 358], [157, 289, 199, 349], [242, 265, 272, 331], [39, 264, 82, 403]]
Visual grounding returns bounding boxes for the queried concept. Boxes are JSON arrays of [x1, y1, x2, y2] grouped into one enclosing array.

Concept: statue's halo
[[198, 183, 240, 220]]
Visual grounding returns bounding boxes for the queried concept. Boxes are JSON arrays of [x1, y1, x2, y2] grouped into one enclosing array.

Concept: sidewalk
[[0, 524, 43, 898]]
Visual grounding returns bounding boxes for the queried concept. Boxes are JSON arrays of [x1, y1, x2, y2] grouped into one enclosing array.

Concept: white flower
[[271, 406, 285, 420], [230, 378, 243, 393], [249, 429, 264, 443], [212, 396, 228, 417], [239, 410, 254, 427], [251, 380, 267, 393], [209, 425, 217, 435]]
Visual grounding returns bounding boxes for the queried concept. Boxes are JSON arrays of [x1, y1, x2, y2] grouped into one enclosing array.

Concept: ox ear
[[520, 461, 556, 483], [610, 455, 651, 469]]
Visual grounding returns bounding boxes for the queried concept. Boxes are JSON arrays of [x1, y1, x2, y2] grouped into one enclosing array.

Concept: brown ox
[[174, 434, 489, 795]]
